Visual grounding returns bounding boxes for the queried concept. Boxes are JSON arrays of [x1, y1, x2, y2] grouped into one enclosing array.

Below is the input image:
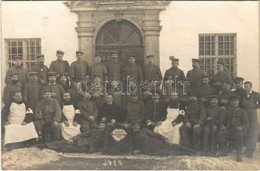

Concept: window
[[6, 38, 41, 70], [199, 34, 236, 78]]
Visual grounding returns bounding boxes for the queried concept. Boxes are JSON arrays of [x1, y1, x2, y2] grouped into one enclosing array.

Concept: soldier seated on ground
[[132, 121, 195, 156], [41, 122, 107, 153], [4, 91, 38, 150]]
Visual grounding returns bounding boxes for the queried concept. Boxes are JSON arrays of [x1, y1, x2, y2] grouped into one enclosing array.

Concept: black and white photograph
[[1, 0, 259, 170]]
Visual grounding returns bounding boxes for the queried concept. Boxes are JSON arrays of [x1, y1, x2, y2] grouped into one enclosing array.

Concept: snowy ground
[[1, 143, 260, 170]]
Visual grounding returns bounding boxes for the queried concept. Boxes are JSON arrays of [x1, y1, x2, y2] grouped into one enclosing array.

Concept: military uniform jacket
[[97, 103, 121, 122], [2, 82, 23, 106], [35, 98, 62, 123], [184, 102, 206, 125], [220, 107, 248, 132], [125, 101, 145, 123], [78, 99, 98, 124], [212, 71, 232, 85], [89, 63, 108, 82], [121, 64, 143, 83], [49, 59, 70, 76], [5, 66, 30, 87], [143, 63, 162, 82], [144, 101, 167, 122], [67, 87, 83, 109], [232, 88, 246, 107], [163, 67, 185, 82], [197, 84, 217, 99], [186, 68, 204, 90], [23, 82, 42, 111], [42, 83, 65, 104], [205, 105, 224, 126], [31, 63, 48, 84], [106, 61, 122, 81], [70, 60, 89, 81]]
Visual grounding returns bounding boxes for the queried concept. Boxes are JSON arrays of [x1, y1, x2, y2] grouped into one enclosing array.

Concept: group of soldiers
[[2, 49, 260, 162]]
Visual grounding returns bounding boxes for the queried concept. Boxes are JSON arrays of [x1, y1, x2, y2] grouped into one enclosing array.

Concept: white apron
[[154, 107, 184, 144], [4, 103, 38, 145], [60, 105, 81, 140]]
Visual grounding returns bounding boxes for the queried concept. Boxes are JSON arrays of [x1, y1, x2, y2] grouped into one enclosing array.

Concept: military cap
[[76, 51, 84, 55], [41, 88, 52, 95], [192, 58, 200, 63], [94, 55, 101, 58], [201, 74, 211, 79], [128, 54, 136, 58], [217, 61, 225, 66], [233, 77, 244, 83], [229, 94, 240, 101], [13, 56, 22, 60], [48, 71, 57, 77], [169, 56, 179, 61], [209, 95, 219, 100], [146, 55, 154, 58], [56, 50, 64, 55], [111, 50, 118, 55], [29, 72, 38, 76], [9, 70, 19, 77], [37, 54, 44, 59]]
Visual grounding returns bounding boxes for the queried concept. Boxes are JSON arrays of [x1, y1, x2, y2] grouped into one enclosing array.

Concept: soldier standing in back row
[[31, 54, 48, 85], [163, 56, 185, 90], [186, 59, 205, 91], [143, 55, 162, 83], [232, 77, 246, 107], [70, 51, 89, 83], [89, 55, 108, 83], [49, 50, 70, 78]]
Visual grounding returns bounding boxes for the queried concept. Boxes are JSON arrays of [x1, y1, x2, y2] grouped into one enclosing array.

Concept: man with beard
[[5, 56, 30, 87], [186, 58, 204, 91], [49, 50, 70, 78], [70, 51, 89, 83], [60, 92, 81, 140], [42, 71, 65, 105], [4, 91, 38, 150], [31, 54, 48, 85], [232, 77, 246, 107], [34, 89, 62, 143], [132, 122, 194, 156]]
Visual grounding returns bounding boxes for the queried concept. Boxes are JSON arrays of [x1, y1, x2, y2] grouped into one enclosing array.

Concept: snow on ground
[[1, 147, 60, 170], [1, 143, 260, 170]]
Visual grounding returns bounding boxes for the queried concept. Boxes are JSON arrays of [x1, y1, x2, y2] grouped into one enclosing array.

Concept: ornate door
[[96, 20, 144, 67]]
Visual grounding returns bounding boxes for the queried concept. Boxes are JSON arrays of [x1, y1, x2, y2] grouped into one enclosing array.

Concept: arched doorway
[[95, 20, 144, 67]]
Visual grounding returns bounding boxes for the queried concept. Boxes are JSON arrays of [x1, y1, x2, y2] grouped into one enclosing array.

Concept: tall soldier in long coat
[[23, 72, 42, 112], [143, 55, 162, 83], [31, 54, 48, 85], [49, 50, 70, 78], [89, 55, 108, 83], [241, 81, 260, 158], [5, 56, 30, 88], [163, 56, 185, 90], [186, 58, 205, 91], [232, 77, 246, 107], [70, 51, 89, 82]]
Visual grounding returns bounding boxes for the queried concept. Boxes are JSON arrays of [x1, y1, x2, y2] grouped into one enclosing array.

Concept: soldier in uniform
[[49, 50, 70, 78], [89, 55, 108, 83], [34, 89, 62, 143], [125, 94, 145, 124], [217, 94, 248, 162], [121, 54, 143, 84], [218, 82, 233, 109], [241, 81, 260, 158], [106, 50, 122, 83], [163, 56, 185, 90], [31, 54, 48, 85], [143, 55, 162, 83], [5, 56, 30, 88], [67, 80, 83, 110], [232, 77, 246, 107], [211, 61, 232, 93], [186, 58, 205, 91], [42, 72, 65, 105], [197, 74, 217, 108], [23, 72, 42, 112], [179, 91, 206, 149], [144, 94, 167, 130], [70, 51, 89, 83]]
